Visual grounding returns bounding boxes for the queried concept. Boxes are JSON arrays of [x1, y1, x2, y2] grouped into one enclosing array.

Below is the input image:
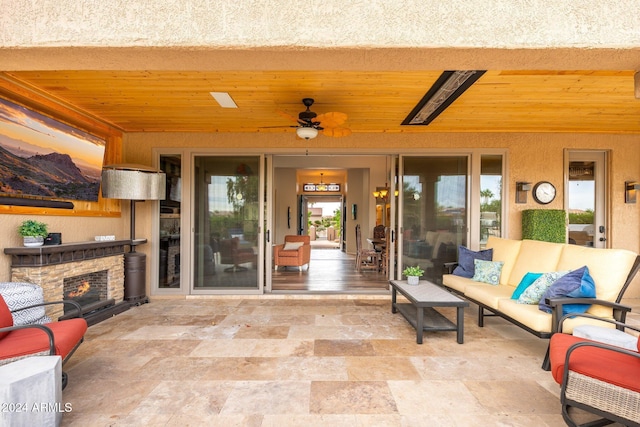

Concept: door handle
[[266, 230, 270, 243]]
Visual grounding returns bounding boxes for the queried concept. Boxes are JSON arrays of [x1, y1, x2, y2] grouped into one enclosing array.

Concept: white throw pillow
[[283, 242, 304, 251]]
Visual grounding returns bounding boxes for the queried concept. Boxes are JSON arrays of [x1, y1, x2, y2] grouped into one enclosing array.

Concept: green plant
[[522, 209, 566, 243], [18, 220, 48, 237], [402, 266, 424, 277]]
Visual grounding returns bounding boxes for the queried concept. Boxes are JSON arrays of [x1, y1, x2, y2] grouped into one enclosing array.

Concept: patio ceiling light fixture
[[403, 70, 486, 126], [296, 126, 318, 140]]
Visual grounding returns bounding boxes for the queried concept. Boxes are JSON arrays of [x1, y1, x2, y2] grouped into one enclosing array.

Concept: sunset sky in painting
[[0, 97, 105, 172]]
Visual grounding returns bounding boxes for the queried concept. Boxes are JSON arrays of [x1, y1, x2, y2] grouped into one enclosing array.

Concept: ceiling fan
[[279, 98, 352, 139]]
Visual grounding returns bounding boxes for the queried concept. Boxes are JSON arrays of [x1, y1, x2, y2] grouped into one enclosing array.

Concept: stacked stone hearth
[[5, 241, 128, 321]]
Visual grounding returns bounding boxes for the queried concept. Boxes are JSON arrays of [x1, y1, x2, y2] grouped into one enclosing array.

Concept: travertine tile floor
[[60, 296, 640, 426]]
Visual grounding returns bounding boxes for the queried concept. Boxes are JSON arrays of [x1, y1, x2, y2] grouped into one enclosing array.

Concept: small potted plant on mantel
[[18, 220, 49, 247], [402, 266, 424, 285]]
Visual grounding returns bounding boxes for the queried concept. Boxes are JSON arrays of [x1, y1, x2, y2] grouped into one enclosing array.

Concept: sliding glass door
[[192, 155, 263, 293], [400, 155, 468, 284]]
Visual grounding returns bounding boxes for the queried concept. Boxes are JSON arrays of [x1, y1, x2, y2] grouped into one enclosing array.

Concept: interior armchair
[[219, 237, 256, 272], [274, 235, 311, 271], [550, 313, 640, 426]]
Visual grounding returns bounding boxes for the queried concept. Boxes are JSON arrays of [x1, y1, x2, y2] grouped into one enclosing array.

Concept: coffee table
[[390, 279, 469, 344]]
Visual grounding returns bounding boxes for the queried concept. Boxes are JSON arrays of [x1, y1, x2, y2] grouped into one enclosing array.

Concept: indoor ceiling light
[[296, 127, 318, 140], [403, 70, 486, 126], [209, 92, 238, 108]]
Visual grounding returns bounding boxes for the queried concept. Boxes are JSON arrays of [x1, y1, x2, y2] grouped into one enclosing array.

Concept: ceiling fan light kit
[[272, 98, 350, 140], [296, 126, 318, 140]]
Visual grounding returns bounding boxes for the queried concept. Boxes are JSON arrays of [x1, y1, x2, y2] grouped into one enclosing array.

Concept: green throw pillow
[[517, 271, 568, 305], [472, 259, 504, 285]]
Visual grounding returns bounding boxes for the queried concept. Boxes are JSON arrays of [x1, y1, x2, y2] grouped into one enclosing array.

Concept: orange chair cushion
[[0, 318, 87, 361], [0, 296, 14, 339], [550, 333, 640, 393], [278, 250, 300, 258]]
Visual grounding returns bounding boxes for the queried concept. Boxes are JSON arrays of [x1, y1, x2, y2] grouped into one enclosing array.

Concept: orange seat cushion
[[0, 318, 87, 361], [550, 333, 640, 393], [278, 250, 300, 258]]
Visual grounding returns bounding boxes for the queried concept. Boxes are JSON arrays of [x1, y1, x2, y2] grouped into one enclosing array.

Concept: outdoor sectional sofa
[[442, 236, 640, 369]]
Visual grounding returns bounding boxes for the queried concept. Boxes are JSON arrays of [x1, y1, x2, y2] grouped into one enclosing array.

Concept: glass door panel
[[479, 155, 503, 248], [567, 151, 606, 248], [158, 154, 182, 289], [193, 155, 262, 291], [401, 156, 468, 284]]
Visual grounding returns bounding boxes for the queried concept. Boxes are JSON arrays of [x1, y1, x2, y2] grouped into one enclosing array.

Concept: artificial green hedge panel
[[522, 209, 566, 243]]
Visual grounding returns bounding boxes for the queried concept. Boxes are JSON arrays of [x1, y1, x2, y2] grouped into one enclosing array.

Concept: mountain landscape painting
[[0, 97, 106, 202]]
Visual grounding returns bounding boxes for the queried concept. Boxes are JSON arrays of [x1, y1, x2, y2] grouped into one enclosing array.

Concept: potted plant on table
[[18, 220, 49, 247], [402, 266, 424, 285]]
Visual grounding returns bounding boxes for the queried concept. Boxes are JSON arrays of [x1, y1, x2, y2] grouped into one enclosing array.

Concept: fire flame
[[68, 281, 90, 298]]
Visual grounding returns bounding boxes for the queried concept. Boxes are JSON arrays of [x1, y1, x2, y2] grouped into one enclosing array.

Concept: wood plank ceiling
[[2, 69, 639, 134]]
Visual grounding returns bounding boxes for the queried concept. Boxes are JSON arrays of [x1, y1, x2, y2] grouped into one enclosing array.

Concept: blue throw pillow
[[538, 266, 596, 315], [511, 272, 544, 299], [452, 246, 493, 278]]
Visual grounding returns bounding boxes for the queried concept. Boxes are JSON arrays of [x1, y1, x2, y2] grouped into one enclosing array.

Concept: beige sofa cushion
[[442, 274, 474, 294], [508, 240, 563, 286], [498, 299, 552, 333], [498, 299, 616, 334], [486, 236, 521, 285], [464, 284, 514, 310], [557, 244, 638, 317]]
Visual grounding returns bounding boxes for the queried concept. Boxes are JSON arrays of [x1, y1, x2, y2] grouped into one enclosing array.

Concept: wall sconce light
[[515, 182, 532, 204], [625, 181, 639, 204]]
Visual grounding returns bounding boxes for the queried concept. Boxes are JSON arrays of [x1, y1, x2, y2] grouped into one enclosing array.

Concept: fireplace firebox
[[63, 270, 109, 314]]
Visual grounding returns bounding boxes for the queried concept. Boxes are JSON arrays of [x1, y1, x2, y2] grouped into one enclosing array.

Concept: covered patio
[[60, 296, 640, 426]]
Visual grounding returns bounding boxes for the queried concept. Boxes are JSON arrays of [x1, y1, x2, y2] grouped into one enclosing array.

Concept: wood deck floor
[[271, 241, 389, 293]]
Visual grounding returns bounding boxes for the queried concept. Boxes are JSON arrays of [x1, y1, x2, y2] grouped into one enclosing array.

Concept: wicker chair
[[549, 313, 640, 426]]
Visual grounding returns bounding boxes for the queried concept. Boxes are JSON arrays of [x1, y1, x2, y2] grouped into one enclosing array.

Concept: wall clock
[[533, 181, 556, 204]]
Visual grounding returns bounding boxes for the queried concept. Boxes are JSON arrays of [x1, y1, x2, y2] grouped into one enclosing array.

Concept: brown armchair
[[274, 235, 311, 271], [219, 237, 256, 272]]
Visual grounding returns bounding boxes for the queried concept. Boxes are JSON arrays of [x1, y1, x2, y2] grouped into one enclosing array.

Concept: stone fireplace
[[4, 240, 130, 324]]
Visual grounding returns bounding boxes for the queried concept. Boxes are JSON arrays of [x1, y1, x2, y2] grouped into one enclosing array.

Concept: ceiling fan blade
[[258, 125, 298, 129], [315, 111, 347, 127], [322, 127, 352, 137], [277, 110, 299, 124]]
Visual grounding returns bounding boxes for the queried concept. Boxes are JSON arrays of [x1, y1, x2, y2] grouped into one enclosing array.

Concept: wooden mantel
[[3, 239, 146, 268]]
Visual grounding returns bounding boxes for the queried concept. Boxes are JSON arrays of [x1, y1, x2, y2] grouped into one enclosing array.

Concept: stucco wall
[[2, 1, 640, 48], [122, 130, 640, 295]]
